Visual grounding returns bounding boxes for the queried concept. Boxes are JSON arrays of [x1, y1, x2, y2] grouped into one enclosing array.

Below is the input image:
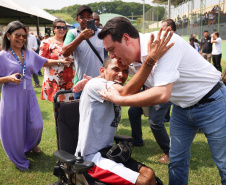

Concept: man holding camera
[[62, 5, 104, 99]]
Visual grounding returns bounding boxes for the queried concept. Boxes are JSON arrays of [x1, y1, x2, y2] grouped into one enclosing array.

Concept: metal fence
[[138, 0, 226, 40]]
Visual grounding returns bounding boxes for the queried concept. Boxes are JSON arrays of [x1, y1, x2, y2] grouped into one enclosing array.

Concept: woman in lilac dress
[[0, 21, 72, 170]]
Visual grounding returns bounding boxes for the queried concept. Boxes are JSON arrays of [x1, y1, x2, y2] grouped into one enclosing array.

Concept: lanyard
[[9, 47, 26, 89]]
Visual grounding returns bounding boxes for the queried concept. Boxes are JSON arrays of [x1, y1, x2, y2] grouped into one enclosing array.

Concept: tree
[[45, 0, 165, 23]]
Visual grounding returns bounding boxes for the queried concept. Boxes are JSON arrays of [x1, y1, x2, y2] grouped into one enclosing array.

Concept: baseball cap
[[77, 5, 93, 17]]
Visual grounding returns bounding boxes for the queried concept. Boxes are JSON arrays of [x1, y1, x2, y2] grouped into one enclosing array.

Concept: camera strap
[[86, 39, 104, 64]]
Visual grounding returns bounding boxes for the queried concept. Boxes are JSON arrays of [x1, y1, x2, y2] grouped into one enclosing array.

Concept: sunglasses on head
[[13, 33, 27, 39], [55, 26, 67, 30]]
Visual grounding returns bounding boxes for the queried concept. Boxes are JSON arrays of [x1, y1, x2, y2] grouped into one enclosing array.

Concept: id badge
[[23, 78, 26, 90]]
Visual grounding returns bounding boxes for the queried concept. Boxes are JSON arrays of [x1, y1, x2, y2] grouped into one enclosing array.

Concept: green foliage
[[45, 0, 165, 21], [51, 13, 75, 24]]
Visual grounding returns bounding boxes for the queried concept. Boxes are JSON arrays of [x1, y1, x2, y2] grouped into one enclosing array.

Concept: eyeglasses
[[94, 19, 100, 21], [12, 33, 27, 39], [55, 26, 67, 30]]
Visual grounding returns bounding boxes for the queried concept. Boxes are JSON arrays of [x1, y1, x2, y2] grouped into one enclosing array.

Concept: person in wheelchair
[[75, 56, 157, 185]]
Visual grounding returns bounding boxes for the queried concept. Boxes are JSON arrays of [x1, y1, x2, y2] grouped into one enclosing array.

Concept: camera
[[16, 74, 22, 79]]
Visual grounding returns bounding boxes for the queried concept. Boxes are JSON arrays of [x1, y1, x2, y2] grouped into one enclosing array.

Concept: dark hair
[[204, 30, 209, 33], [103, 56, 114, 69], [52, 18, 67, 35], [53, 18, 66, 28], [98, 17, 139, 42], [213, 32, 219, 37], [189, 37, 195, 49], [2, 21, 28, 51], [162, 19, 176, 32]]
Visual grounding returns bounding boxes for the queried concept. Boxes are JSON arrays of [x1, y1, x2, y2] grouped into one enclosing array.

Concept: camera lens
[[16, 75, 21, 79]]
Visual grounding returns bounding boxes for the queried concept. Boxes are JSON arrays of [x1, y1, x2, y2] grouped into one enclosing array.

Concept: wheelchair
[[52, 90, 163, 185]]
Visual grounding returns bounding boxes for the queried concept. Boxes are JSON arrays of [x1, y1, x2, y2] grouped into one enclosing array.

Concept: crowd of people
[[0, 4, 225, 185], [189, 30, 223, 72], [176, 5, 221, 29]]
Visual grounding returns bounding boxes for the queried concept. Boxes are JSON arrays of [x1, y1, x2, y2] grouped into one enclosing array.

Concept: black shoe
[[164, 119, 170, 123], [128, 142, 144, 147], [156, 176, 163, 185]]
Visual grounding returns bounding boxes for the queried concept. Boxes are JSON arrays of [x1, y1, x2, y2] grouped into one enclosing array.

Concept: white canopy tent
[[0, 0, 61, 35]]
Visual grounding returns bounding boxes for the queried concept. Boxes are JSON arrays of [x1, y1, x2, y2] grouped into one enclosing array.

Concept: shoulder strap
[[86, 39, 104, 64]]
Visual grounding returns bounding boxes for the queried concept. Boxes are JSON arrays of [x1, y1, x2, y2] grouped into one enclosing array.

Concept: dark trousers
[[74, 91, 82, 100], [164, 106, 171, 121], [212, 54, 222, 72], [32, 73, 39, 86], [128, 102, 171, 154]]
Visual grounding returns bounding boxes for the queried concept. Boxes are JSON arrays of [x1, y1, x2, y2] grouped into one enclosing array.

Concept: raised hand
[[146, 27, 175, 64], [73, 74, 92, 92], [79, 28, 94, 40]]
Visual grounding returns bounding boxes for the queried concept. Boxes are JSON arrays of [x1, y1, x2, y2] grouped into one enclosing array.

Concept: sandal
[[32, 146, 41, 154]]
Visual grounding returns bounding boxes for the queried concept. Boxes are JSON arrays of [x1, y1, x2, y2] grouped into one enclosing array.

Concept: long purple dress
[[0, 50, 47, 170]]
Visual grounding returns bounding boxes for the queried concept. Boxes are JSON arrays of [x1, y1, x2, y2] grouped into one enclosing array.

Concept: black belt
[[193, 81, 222, 106]]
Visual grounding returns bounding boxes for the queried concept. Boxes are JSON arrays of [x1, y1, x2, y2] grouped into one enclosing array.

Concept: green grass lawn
[[0, 60, 226, 184]]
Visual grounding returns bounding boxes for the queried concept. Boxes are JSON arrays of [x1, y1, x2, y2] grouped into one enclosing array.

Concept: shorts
[[84, 152, 145, 185]]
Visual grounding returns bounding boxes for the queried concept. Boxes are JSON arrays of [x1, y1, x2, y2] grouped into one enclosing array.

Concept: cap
[[77, 5, 93, 17]]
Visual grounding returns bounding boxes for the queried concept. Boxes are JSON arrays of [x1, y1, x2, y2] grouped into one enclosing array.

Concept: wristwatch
[[57, 60, 62, 66]]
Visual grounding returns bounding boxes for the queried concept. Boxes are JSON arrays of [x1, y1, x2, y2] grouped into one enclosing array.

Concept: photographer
[[62, 5, 104, 99]]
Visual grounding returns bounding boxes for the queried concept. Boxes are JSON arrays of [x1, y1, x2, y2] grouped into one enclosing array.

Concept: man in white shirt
[[128, 19, 176, 164], [98, 17, 226, 185], [211, 32, 222, 72], [25, 25, 40, 87], [25, 26, 38, 52]]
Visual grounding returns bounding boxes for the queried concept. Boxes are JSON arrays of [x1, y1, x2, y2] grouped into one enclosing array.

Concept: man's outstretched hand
[[73, 74, 92, 92]]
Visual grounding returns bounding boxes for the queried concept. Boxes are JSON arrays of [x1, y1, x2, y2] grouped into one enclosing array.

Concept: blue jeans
[[149, 102, 171, 154], [169, 84, 226, 185], [74, 91, 82, 100], [129, 101, 171, 153], [32, 73, 39, 86]]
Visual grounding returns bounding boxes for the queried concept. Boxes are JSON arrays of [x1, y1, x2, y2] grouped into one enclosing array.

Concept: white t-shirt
[[27, 34, 38, 51], [212, 37, 222, 55], [76, 78, 119, 161], [130, 32, 221, 108]]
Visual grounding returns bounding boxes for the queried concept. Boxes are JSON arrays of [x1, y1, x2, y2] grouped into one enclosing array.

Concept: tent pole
[[36, 17, 40, 36]]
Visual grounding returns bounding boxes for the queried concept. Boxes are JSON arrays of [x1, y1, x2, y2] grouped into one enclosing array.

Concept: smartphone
[[87, 19, 95, 36]]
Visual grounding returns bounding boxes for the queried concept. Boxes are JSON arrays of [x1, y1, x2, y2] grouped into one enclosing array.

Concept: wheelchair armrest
[[54, 150, 95, 174], [114, 134, 133, 144], [54, 150, 77, 165], [73, 160, 95, 174]]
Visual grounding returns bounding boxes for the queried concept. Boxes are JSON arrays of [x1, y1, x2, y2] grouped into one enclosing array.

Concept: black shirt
[[201, 36, 212, 53]]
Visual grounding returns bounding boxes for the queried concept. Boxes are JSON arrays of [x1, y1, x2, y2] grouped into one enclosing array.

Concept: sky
[[21, 0, 155, 10]]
